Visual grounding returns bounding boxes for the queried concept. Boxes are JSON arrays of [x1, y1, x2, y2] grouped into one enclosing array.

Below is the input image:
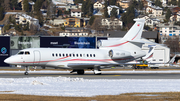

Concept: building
[[104, 30, 158, 42], [146, 5, 163, 17], [93, 1, 104, 9], [107, 5, 119, 16], [158, 23, 180, 36], [64, 17, 83, 27], [59, 27, 89, 36], [170, 11, 180, 22], [15, 13, 40, 29], [66, 4, 79, 11], [101, 18, 123, 29], [0, 25, 4, 35], [71, 9, 82, 18], [49, 18, 66, 26], [117, 0, 130, 9], [138, 15, 160, 28]]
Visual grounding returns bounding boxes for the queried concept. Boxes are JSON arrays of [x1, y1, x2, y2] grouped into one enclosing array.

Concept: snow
[[0, 70, 180, 97], [0, 76, 180, 97]]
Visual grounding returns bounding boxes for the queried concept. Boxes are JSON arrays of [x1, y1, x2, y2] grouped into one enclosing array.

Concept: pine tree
[[109, 0, 116, 5], [166, 9, 172, 21], [37, 11, 44, 26], [111, 8, 117, 18], [0, 7, 4, 21], [104, 0, 109, 18], [23, 0, 29, 12], [89, 16, 95, 26]]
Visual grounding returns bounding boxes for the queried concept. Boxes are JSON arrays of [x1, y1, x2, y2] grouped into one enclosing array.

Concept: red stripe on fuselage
[[106, 41, 129, 47], [13, 57, 133, 64]]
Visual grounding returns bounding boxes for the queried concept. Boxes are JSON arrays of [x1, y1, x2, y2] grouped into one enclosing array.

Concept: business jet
[[4, 19, 148, 75]]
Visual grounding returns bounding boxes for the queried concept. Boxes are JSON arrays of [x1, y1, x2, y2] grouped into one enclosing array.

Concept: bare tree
[[164, 36, 180, 54], [29, 24, 39, 34], [47, 2, 56, 19]]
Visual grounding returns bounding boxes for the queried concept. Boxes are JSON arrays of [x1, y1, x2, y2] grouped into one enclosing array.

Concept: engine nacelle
[[98, 40, 120, 47], [108, 49, 131, 59]]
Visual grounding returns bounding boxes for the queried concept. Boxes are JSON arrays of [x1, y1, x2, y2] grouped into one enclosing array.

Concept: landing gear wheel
[[24, 72, 29, 75], [77, 70, 84, 75]]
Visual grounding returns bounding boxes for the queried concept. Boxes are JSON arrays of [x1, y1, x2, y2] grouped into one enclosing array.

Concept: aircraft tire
[[24, 72, 29, 75], [77, 70, 84, 75]]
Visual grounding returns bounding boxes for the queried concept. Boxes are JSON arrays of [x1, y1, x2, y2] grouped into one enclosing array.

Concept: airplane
[[4, 19, 148, 75]]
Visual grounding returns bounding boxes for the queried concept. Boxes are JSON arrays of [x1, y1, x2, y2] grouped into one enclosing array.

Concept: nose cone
[[4, 58, 10, 64]]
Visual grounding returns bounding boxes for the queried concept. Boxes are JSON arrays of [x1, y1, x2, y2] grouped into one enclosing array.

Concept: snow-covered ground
[[0, 75, 180, 96]]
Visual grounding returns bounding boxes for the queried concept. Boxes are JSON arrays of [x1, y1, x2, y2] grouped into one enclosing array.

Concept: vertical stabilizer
[[122, 19, 145, 41]]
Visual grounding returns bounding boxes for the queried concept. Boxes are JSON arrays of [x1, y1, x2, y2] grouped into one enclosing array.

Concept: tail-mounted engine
[[108, 49, 131, 59]]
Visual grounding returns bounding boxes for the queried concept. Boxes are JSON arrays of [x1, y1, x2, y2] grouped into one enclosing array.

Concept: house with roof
[[158, 23, 180, 37], [117, 0, 130, 9], [93, 1, 104, 9], [64, 17, 83, 27], [71, 9, 82, 18], [15, 13, 40, 29], [66, 4, 79, 11], [107, 5, 120, 16], [146, 5, 163, 17], [138, 15, 160, 28], [101, 18, 123, 29], [59, 27, 89, 36], [0, 25, 4, 35], [170, 11, 180, 22]]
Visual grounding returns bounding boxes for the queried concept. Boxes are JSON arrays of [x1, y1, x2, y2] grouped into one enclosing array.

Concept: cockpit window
[[18, 51, 24, 55], [25, 51, 30, 55]]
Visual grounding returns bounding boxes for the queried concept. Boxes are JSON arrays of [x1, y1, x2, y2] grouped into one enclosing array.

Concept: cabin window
[[93, 54, 95, 57], [87, 54, 89, 57], [56, 54, 58, 57], [90, 54, 92, 57], [25, 51, 30, 55], [73, 54, 75, 57], [80, 54, 82, 57], [159, 59, 163, 61], [52, 53, 54, 57], [63, 54, 65, 57], [69, 54, 71, 57], [18, 51, 24, 55], [76, 54, 78, 57], [59, 54, 61, 57], [66, 54, 68, 57]]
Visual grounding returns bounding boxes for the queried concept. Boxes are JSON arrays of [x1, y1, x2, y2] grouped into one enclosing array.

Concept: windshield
[[25, 51, 30, 55], [17, 51, 24, 55]]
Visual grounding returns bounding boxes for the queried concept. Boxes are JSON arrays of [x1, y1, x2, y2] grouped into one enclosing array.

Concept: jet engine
[[108, 49, 131, 59], [97, 40, 120, 47]]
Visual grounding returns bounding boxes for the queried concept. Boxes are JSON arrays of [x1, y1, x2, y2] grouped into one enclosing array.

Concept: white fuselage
[[4, 47, 146, 69]]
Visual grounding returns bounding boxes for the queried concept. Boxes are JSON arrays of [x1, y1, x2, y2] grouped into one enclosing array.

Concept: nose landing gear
[[24, 66, 29, 75]]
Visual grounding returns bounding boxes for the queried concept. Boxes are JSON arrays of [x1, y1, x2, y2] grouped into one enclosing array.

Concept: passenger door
[[34, 50, 40, 65]]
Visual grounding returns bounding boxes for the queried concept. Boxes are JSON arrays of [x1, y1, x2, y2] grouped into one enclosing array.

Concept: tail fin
[[168, 55, 177, 64], [142, 45, 156, 61], [122, 19, 145, 42]]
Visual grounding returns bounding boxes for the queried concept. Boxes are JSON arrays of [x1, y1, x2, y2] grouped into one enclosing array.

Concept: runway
[[0, 72, 180, 79], [0, 66, 180, 79]]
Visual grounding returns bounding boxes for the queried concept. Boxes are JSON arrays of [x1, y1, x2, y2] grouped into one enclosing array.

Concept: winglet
[[168, 55, 177, 64], [142, 45, 156, 61]]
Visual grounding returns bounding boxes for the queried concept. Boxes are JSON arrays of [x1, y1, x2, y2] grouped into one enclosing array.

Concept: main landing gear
[[70, 69, 85, 75], [93, 67, 101, 75], [24, 66, 29, 75]]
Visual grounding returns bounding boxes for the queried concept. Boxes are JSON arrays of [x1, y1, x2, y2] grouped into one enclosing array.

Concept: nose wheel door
[[34, 50, 40, 65]]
